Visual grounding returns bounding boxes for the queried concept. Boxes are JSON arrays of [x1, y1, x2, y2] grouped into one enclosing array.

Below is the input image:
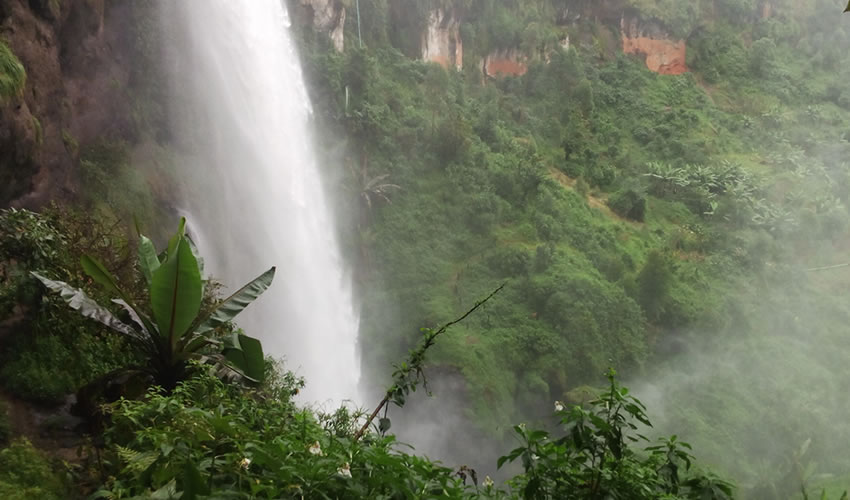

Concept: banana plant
[[31, 218, 275, 390]]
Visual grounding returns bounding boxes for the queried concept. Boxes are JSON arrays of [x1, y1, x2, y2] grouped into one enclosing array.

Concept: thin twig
[[806, 262, 850, 272], [353, 284, 505, 441]]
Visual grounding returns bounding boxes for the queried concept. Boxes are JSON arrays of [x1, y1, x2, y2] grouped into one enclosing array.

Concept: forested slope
[[0, 0, 848, 497], [290, 0, 850, 492]]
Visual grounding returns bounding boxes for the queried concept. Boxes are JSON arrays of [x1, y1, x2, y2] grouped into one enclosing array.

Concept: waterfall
[[163, 0, 360, 405]]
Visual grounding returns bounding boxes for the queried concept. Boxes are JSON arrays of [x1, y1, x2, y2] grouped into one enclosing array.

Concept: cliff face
[[0, 0, 136, 207], [296, 0, 345, 52], [421, 8, 462, 70], [621, 16, 687, 75], [481, 48, 528, 77], [414, 3, 688, 77]]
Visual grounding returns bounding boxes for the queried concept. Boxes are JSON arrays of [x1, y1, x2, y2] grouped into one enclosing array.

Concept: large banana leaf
[[223, 332, 265, 383], [81, 255, 125, 298], [150, 235, 203, 347], [184, 233, 204, 277], [165, 217, 187, 260], [193, 267, 276, 335], [31, 272, 139, 338], [137, 234, 160, 285], [80, 255, 152, 329], [112, 298, 152, 334]]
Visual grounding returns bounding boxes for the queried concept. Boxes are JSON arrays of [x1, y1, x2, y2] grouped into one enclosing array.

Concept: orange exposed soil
[[622, 35, 687, 75]]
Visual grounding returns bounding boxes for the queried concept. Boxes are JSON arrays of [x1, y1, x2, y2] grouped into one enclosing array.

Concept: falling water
[[163, 0, 360, 405]]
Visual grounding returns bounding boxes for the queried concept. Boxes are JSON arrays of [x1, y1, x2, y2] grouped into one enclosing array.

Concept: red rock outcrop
[[481, 48, 528, 77], [621, 17, 687, 75], [422, 8, 462, 70], [759, 0, 773, 19]]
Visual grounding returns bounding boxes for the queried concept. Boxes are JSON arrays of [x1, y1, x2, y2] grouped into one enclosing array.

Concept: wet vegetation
[[0, 0, 850, 498]]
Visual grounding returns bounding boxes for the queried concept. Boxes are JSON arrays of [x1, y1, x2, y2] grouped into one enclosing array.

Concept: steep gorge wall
[[0, 0, 137, 206], [481, 48, 528, 77], [294, 0, 346, 52], [421, 7, 462, 70], [621, 16, 687, 75], [412, 2, 689, 77]]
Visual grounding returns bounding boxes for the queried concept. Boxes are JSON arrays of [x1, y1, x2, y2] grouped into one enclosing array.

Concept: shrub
[[0, 439, 66, 500], [0, 208, 139, 404], [0, 319, 135, 405], [487, 247, 532, 277], [500, 370, 734, 499], [608, 188, 647, 222], [635, 250, 674, 323], [95, 370, 474, 498]]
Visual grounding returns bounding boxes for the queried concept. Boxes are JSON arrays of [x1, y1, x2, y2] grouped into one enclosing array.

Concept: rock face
[[297, 0, 345, 52], [620, 16, 687, 75], [0, 0, 136, 206], [759, 0, 773, 19], [422, 8, 462, 70], [481, 48, 528, 77]]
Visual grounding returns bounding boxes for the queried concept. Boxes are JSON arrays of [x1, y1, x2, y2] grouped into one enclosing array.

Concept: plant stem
[[353, 284, 505, 441]]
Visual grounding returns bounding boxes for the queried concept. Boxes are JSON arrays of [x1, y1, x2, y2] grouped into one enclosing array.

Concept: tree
[[636, 250, 674, 322]]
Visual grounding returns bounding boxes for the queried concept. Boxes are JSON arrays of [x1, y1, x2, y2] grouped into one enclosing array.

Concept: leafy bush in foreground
[[0, 208, 139, 404], [82, 366, 732, 499], [501, 370, 734, 499]]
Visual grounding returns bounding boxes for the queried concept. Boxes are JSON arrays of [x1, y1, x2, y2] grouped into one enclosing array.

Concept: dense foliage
[[1, 0, 850, 497], [0, 211, 733, 499], [80, 368, 729, 499], [289, 0, 850, 494], [0, 208, 140, 404]]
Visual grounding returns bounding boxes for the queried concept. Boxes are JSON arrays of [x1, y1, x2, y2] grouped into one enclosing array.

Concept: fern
[[116, 446, 159, 473]]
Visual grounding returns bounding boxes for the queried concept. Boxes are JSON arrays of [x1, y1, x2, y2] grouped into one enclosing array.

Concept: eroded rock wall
[[621, 16, 687, 75], [481, 48, 528, 77], [0, 0, 136, 206], [422, 8, 462, 70], [297, 0, 345, 52]]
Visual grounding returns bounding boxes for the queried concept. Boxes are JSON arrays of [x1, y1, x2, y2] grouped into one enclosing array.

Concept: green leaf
[[81, 254, 124, 297], [194, 267, 276, 334], [165, 217, 187, 260], [150, 235, 203, 345], [379, 417, 392, 433], [31, 272, 139, 338], [181, 333, 220, 355], [112, 298, 153, 334], [224, 333, 265, 382], [180, 462, 210, 499], [81, 255, 155, 336], [138, 234, 160, 285], [184, 233, 204, 277], [845, 0, 850, 12]]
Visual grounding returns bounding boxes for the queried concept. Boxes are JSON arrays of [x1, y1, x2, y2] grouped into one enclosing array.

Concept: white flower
[[239, 457, 252, 470], [518, 423, 526, 431], [532, 454, 540, 461], [554, 401, 565, 412], [483, 476, 494, 488], [309, 441, 323, 456], [337, 462, 352, 478]]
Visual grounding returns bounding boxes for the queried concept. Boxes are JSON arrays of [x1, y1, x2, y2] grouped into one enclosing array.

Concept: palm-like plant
[[32, 218, 274, 390], [349, 159, 401, 211]]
